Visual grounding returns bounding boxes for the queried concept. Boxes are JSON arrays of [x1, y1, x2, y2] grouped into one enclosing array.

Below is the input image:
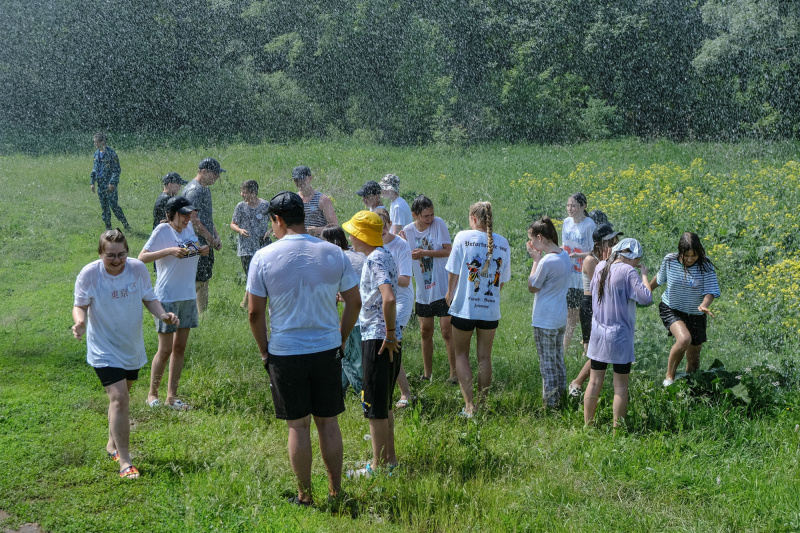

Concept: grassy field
[[1, 138, 799, 532]]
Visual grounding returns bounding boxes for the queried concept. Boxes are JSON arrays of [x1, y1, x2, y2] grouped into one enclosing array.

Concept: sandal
[[119, 465, 140, 479], [568, 383, 582, 397], [107, 450, 120, 462], [147, 398, 161, 408], [168, 399, 191, 411], [395, 399, 410, 409], [287, 496, 313, 507]]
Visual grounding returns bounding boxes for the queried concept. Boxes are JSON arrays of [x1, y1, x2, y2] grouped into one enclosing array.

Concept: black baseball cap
[[292, 166, 312, 180], [357, 180, 382, 197], [166, 196, 197, 215], [268, 191, 304, 218], [593, 223, 622, 242], [162, 172, 187, 185], [198, 157, 225, 173]]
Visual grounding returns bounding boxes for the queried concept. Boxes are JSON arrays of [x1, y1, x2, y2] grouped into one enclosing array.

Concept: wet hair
[[320, 225, 349, 251], [595, 250, 624, 304], [411, 194, 434, 216], [376, 209, 392, 229], [569, 192, 589, 217], [470, 202, 494, 275], [528, 216, 559, 246], [98, 229, 128, 254], [241, 179, 259, 194], [672, 232, 714, 273], [591, 233, 618, 260], [93, 132, 107, 142]]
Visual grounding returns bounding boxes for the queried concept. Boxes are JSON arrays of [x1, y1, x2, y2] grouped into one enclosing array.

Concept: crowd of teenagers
[[73, 138, 720, 505]]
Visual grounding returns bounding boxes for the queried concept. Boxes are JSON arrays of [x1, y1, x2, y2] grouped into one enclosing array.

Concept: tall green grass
[[1, 139, 799, 531]]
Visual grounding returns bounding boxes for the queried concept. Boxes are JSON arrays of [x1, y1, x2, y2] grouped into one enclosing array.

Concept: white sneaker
[[568, 383, 582, 397], [346, 463, 373, 479], [663, 378, 674, 387]]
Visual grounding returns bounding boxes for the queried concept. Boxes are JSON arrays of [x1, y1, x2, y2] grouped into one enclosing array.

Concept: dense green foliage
[[1, 140, 800, 531], [2, 0, 799, 150]]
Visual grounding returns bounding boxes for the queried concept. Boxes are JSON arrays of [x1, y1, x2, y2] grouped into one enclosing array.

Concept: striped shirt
[[656, 254, 720, 315], [304, 191, 328, 228]]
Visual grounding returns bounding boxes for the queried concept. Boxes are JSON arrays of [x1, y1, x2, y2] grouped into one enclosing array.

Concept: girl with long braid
[[446, 202, 511, 416], [584, 238, 652, 429]]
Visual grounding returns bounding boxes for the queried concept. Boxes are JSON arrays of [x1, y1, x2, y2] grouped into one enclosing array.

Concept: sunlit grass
[[1, 139, 799, 531]]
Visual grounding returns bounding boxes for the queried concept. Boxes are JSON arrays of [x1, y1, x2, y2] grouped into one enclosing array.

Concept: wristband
[[387, 328, 396, 332]]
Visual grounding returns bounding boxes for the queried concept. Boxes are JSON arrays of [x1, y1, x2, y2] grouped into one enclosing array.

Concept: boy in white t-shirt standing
[[379, 174, 413, 235]]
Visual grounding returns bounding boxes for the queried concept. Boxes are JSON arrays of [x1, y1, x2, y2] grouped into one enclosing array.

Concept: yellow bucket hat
[[342, 210, 384, 247]]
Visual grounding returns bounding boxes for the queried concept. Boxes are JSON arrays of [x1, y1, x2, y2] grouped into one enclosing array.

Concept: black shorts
[[579, 294, 592, 344], [566, 288, 582, 309], [659, 302, 707, 345], [415, 298, 450, 318], [94, 366, 140, 387], [267, 347, 345, 420], [196, 249, 214, 282], [361, 339, 402, 419], [450, 315, 499, 332], [589, 360, 631, 374]]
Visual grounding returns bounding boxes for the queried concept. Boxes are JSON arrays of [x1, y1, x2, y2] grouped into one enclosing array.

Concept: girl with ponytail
[[584, 238, 652, 430], [527, 216, 573, 408], [445, 202, 511, 417]]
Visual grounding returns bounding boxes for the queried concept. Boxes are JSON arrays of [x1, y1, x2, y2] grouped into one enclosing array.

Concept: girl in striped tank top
[[649, 232, 720, 387]]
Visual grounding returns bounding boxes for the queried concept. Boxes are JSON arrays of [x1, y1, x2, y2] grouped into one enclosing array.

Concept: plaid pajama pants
[[534, 326, 567, 407]]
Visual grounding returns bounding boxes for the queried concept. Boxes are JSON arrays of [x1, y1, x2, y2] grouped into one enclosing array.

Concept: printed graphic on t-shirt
[[416, 236, 435, 289], [109, 282, 138, 300], [465, 254, 503, 297]]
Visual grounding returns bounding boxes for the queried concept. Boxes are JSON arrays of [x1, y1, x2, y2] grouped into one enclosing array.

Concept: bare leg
[[418, 316, 434, 378], [452, 327, 475, 414], [685, 343, 703, 373], [665, 321, 692, 381], [286, 416, 313, 503], [571, 359, 592, 390], [396, 364, 411, 404], [105, 379, 137, 475], [369, 412, 397, 468], [612, 372, 630, 428], [107, 379, 134, 455], [583, 367, 606, 426], [167, 328, 191, 404], [149, 332, 174, 403], [440, 315, 456, 379], [474, 328, 496, 408], [195, 281, 209, 314], [313, 415, 343, 497], [563, 308, 579, 353]]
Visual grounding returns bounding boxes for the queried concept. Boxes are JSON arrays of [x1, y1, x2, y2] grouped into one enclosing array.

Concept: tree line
[[1, 0, 798, 147]]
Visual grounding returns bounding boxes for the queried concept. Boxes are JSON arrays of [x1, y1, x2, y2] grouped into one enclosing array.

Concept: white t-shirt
[[402, 217, 451, 304], [389, 197, 413, 228], [383, 235, 414, 328], [359, 247, 401, 341], [73, 259, 158, 370], [529, 250, 572, 329], [445, 230, 511, 321], [143, 222, 200, 302], [246, 234, 359, 356], [562, 217, 596, 289]]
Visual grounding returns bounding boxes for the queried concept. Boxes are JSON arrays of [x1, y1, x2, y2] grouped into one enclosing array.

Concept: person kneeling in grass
[[72, 229, 179, 479], [343, 211, 401, 476], [584, 238, 652, 430]]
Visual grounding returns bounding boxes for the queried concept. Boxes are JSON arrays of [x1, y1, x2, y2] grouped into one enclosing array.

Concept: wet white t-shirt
[[383, 235, 414, 328], [529, 250, 572, 329], [446, 230, 511, 321], [73, 259, 158, 370], [562, 217, 596, 289], [402, 218, 451, 304], [389, 197, 413, 228], [143, 222, 200, 302], [246, 234, 359, 356]]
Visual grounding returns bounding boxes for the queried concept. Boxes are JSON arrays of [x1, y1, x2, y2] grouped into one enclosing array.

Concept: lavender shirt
[[586, 261, 653, 364]]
